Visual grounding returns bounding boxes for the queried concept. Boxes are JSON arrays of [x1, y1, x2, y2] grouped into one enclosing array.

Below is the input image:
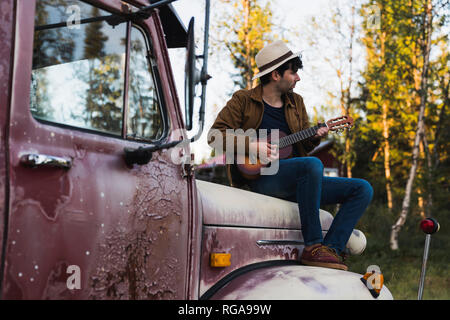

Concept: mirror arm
[[124, 140, 183, 167], [190, 0, 211, 143]]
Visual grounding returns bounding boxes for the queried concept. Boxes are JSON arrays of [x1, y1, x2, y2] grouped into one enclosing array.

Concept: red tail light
[[420, 218, 440, 234]]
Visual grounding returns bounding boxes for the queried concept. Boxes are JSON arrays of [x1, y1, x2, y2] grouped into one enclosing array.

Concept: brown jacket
[[208, 84, 320, 187]]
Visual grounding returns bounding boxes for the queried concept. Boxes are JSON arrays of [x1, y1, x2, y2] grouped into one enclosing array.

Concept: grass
[[342, 202, 450, 300]]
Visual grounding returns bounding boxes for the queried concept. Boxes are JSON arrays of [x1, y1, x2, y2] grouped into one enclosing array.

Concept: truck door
[[2, 0, 192, 299]]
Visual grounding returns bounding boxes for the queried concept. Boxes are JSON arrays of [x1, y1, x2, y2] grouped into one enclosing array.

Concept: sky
[[168, 0, 358, 163]]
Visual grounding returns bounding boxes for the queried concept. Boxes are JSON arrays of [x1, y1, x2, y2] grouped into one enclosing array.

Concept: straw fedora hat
[[252, 40, 301, 80]]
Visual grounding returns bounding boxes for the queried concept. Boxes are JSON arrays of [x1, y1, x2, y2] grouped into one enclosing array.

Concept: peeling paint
[[88, 153, 188, 300], [43, 261, 77, 299]]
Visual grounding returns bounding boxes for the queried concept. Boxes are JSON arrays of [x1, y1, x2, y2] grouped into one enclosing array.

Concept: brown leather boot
[[300, 244, 348, 271]]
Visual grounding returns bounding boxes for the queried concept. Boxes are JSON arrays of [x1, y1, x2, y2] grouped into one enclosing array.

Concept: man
[[207, 40, 373, 271]]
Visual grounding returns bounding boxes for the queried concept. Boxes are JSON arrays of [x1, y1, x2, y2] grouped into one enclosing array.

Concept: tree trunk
[[390, 0, 432, 250], [242, 0, 252, 89], [345, 138, 352, 178], [417, 139, 426, 218], [390, 113, 425, 250], [382, 102, 393, 210], [345, 2, 356, 178], [417, 191, 426, 219], [421, 133, 433, 215], [380, 27, 393, 211]]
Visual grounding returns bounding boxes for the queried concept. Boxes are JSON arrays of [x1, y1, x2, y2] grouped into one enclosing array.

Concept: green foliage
[[346, 202, 450, 299], [352, 0, 450, 212], [214, 0, 277, 89]]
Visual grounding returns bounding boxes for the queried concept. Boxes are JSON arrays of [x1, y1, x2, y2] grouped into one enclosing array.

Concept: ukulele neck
[[278, 124, 326, 149]]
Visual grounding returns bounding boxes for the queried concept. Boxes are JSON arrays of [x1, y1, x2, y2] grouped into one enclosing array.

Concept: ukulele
[[236, 115, 354, 180]]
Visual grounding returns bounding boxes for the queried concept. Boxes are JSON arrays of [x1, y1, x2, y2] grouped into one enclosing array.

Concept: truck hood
[[196, 180, 333, 230]]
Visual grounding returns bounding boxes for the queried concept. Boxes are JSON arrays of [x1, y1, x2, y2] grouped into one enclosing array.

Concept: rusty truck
[[0, 0, 392, 299]]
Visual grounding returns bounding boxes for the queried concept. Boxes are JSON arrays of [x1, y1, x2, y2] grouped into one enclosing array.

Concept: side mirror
[[184, 17, 199, 131], [184, 0, 211, 142]]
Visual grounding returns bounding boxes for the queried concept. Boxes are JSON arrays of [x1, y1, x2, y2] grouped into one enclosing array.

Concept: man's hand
[[314, 127, 329, 138], [248, 141, 279, 164]]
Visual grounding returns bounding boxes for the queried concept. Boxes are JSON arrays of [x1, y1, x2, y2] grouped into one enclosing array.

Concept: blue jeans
[[248, 157, 373, 254]]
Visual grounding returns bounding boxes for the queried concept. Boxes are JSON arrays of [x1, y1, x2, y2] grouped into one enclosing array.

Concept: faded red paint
[[1, 0, 197, 299]]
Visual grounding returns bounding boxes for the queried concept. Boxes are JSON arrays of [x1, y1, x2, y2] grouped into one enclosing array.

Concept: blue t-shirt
[[258, 101, 299, 157], [258, 100, 292, 137]]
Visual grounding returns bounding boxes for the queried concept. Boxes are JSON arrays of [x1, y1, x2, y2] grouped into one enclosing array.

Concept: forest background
[[170, 0, 449, 299]]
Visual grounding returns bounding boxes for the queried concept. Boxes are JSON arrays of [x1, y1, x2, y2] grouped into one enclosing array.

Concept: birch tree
[[390, 0, 433, 250]]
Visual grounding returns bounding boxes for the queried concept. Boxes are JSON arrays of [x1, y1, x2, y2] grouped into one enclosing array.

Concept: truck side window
[[127, 27, 165, 141], [30, 1, 127, 136]]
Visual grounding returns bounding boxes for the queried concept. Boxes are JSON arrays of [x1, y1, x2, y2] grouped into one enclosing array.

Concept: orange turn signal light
[[210, 253, 231, 267], [361, 271, 384, 298]]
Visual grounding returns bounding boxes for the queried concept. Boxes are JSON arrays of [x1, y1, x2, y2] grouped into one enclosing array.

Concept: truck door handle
[[20, 153, 72, 170]]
